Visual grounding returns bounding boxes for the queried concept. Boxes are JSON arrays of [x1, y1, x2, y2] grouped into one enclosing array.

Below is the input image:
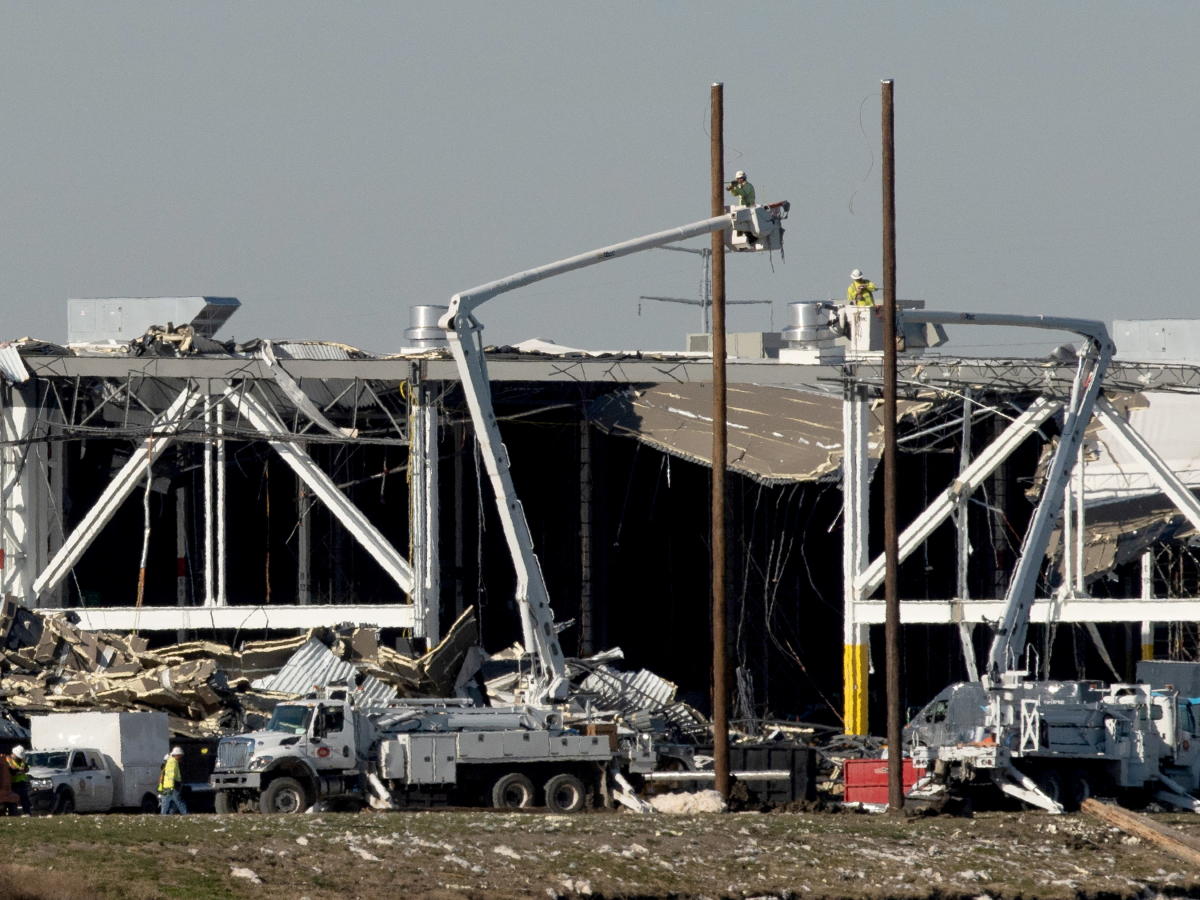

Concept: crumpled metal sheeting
[[251, 638, 397, 703], [577, 664, 708, 735], [580, 665, 677, 710]]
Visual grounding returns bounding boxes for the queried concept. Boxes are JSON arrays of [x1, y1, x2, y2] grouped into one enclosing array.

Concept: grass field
[[0, 806, 1197, 900]]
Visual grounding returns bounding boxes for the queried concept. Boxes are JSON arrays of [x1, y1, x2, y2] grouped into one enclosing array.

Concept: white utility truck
[[28, 711, 168, 814], [211, 202, 790, 814], [901, 313, 1200, 813]]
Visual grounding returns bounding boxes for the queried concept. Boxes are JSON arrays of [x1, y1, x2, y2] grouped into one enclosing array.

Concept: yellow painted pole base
[[843, 643, 868, 735]]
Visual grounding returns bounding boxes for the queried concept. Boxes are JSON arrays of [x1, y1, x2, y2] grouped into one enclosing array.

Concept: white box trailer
[[30, 711, 169, 810]]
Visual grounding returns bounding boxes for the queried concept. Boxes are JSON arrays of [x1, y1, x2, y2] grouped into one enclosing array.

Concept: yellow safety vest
[[158, 756, 181, 792], [847, 279, 877, 307], [6, 756, 27, 784]]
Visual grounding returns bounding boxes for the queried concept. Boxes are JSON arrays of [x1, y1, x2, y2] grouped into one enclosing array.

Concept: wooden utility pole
[[881, 78, 904, 812], [710, 81, 730, 801]]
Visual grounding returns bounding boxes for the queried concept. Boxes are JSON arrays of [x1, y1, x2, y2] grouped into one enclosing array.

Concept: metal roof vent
[[404, 305, 448, 348], [67, 297, 240, 344]]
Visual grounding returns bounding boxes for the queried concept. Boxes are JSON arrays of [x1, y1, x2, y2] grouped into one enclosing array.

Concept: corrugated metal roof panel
[[0, 345, 30, 383], [579, 665, 677, 712], [251, 638, 396, 702], [273, 341, 362, 361]]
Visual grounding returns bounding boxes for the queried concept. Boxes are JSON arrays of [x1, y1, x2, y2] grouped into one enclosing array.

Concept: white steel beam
[[45, 604, 416, 632], [32, 385, 203, 599], [225, 389, 414, 596], [852, 596, 1200, 625], [1094, 396, 1200, 533], [855, 396, 1062, 599]]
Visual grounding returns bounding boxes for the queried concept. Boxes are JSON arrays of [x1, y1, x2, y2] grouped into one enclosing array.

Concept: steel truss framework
[[3, 350, 1200, 700], [0, 360, 433, 636], [841, 358, 1200, 734]]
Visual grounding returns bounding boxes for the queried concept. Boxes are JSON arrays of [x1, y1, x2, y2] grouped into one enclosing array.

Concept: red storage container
[[842, 758, 920, 804]]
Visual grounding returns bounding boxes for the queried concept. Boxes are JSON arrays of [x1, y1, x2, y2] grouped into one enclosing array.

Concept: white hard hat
[[734, 170, 746, 179], [12, 745, 24, 760], [171, 746, 184, 757], [850, 269, 864, 280]]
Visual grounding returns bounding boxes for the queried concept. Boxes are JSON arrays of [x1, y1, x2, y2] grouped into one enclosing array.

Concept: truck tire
[[214, 791, 234, 814], [491, 772, 536, 809], [1061, 771, 1092, 812], [140, 793, 159, 813], [259, 777, 310, 814], [543, 773, 586, 814], [53, 787, 75, 815]]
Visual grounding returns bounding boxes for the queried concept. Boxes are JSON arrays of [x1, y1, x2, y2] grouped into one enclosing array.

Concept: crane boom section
[[905, 311, 1114, 683], [440, 208, 784, 703]]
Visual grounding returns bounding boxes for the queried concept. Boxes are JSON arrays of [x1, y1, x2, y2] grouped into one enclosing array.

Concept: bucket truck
[[900, 312, 1200, 813], [210, 201, 789, 813]]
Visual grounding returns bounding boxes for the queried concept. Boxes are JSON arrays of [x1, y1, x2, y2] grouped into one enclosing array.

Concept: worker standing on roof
[[727, 171, 755, 207], [158, 746, 187, 815], [846, 269, 878, 307], [4, 746, 29, 816]]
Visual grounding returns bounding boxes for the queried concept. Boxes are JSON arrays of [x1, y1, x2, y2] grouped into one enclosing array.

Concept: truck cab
[[212, 697, 367, 814], [27, 747, 115, 814]]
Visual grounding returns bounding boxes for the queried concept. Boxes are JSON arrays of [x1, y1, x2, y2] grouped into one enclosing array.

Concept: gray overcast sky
[[2, 2, 1197, 356]]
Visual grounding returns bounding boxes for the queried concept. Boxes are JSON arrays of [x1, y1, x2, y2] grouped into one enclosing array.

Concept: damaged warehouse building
[[2, 296, 1200, 747]]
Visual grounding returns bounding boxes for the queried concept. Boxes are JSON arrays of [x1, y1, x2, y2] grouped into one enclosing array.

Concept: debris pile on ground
[[0, 595, 479, 736]]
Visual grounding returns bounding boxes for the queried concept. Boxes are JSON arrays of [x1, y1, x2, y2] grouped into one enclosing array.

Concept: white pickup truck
[[27, 711, 168, 814]]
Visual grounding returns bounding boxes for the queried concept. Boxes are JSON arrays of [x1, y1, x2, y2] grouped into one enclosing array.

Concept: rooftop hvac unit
[[67, 297, 240, 344]]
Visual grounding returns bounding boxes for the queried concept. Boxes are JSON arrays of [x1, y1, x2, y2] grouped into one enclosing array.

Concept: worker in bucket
[[846, 269, 878, 307], [158, 746, 188, 815], [726, 170, 755, 207], [4, 746, 29, 816]]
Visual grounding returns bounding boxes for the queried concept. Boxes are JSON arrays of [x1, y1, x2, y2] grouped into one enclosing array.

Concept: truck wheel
[[1062, 772, 1092, 812], [214, 791, 235, 814], [544, 773, 587, 814], [140, 793, 159, 814], [53, 788, 75, 815], [491, 772, 535, 809], [259, 777, 310, 814], [1031, 771, 1062, 808]]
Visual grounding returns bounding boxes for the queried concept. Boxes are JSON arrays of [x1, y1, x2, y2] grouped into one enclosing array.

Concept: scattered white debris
[[230, 867, 262, 884], [559, 877, 593, 896], [493, 845, 521, 860], [295, 836, 309, 847], [444, 854, 483, 873], [187, 848, 199, 856], [649, 790, 727, 814], [350, 847, 381, 862]]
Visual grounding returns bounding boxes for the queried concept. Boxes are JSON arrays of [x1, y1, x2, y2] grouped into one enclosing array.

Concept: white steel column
[[175, 483, 188, 642], [955, 390, 978, 681], [216, 399, 227, 606], [409, 369, 440, 643], [0, 385, 54, 603], [842, 383, 870, 735], [297, 475, 312, 605], [203, 399, 215, 604], [1140, 550, 1155, 660], [579, 420, 594, 656]]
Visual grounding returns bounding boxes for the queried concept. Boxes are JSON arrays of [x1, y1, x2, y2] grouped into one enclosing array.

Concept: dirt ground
[[0, 805, 1198, 900]]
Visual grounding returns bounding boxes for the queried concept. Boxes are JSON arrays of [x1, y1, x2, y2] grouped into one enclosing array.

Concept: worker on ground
[[158, 746, 187, 815], [5, 745, 29, 816], [727, 170, 755, 207], [0, 747, 21, 816], [846, 269, 877, 307]]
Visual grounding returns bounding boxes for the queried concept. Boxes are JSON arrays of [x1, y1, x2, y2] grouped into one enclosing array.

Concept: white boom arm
[[440, 205, 787, 703], [904, 310, 1114, 685]]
